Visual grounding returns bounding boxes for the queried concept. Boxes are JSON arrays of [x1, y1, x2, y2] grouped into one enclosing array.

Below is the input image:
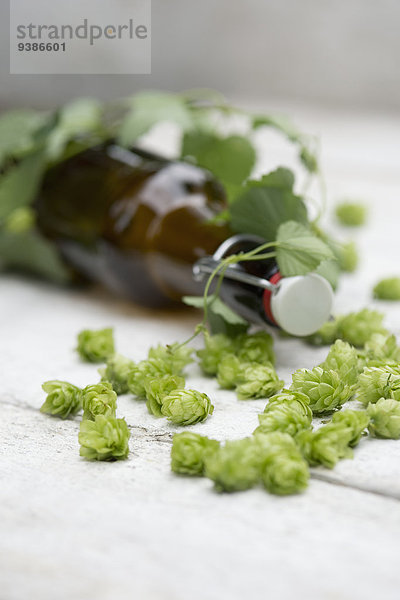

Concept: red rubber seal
[[262, 272, 282, 325]]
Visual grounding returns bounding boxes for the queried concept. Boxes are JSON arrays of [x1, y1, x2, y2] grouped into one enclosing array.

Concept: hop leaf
[[236, 363, 284, 400], [161, 389, 214, 425], [216, 353, 243, 389], [79, 415, 130, 461], [357, 366, 400, 406], [205, 438, 260, 492], [254, 390, 312, 437], [148, 342, 193, 375], [171, 432, 220, 476], [76, 327, 115, 363], [236, 331, 275, 365], [331, 409, 369, 447], [335, 201, 367, 226], [99, 353, 135, 395], [291, 367, 353, 414], [145, 374, 185, 417], [321, 339, 360, 387], [127, 358, 175, 397], [256, 432, 309, 495], [197, 333, 237, 376], [81, 382, 117, 421], [40, 380, 82, 419], [367, 399, 400, 439], [296, 423, 354, 469]]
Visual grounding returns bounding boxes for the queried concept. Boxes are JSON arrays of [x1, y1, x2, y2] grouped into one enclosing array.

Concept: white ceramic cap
[[270, 273, 333, 336]]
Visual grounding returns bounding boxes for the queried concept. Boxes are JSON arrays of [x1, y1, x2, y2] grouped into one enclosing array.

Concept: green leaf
[[181, 131, 256, 188], [118, 92, 193, 146], [0, 109, 48, 167], [0, 151, 46, 221], [315, 259, 340, 290], [46, 98, 103, 160], [252, 114, 302, 142], [230, 171, 308, 241], [0, 228, 70, 283], [183, 294, 249, 336], [276, 221, 335, 276]]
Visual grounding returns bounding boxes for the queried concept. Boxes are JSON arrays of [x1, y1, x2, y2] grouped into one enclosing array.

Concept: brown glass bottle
[[35, 142, 333, 335], [35, 142, 230, 307]]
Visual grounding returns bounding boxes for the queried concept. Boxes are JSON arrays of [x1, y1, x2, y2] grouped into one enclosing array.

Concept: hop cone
[[161, 389, 214, 425], [336, 309, 386, 348], [145, 374, 185, 417], [254, 391, 312, 437], [216, 353, 243, 389], [291, 367, 353, 414], [364, 333, 400, 364], [79, 415, 130, 461], [256, 432, 309, 495], [148, 342, 193, 375], [76, 327, 115, 363], [127, 357, 175, 397], [41, 380, 82, 419], [236, 331, 275, 365], [81, 382, 117, 421], [357, 366, 400, 406], [197, 333, 236, 376], [296, 424, 353, 469], [99, 353, 135, 395], [236, 363, 283, 400], [171, 432, 220, 476], [321, 339, 360, 387], [205, 437, 260, 492], [331, 409, 369, 447], [367, 398, 400, 439]]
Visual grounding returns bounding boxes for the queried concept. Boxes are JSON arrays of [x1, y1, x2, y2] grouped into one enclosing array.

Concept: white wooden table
[[1, 107, 400, 600]]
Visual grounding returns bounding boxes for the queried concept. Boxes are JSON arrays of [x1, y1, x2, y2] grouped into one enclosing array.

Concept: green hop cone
[[40, 380, 82, 419], [76, 327, 115, 363], [254, 390, 312, 437], [256, 432, 309, 495], [373, 277, 400, 301], [79, 415, 130, 461], [236, 363, 284, 400], [296, 423, 354, 469], [236, 331, 275, 365], [321, 339, 360, 387], [171, 432, 220, 476], [307, 319, 339, 346], [367, 398, 400, 439], [336, 309, 387, 348], [148, 342, 193, 375], [338, 241, 358, 273], [161, 389, 214, 425], [99, 353, 135, 395], [335, 201, 367, 226], [205, 437, 260, 492], [291, 366, 353, 414], [216, 353, 243, 389], [364, 333, 400, 364], [145, 374, 185, 417], [127, 358, 175, 397], [81, 382, 117, 421], [331, 409, 370, 447], [357, 366, 400, 406], [197, 333, 237, 376]]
